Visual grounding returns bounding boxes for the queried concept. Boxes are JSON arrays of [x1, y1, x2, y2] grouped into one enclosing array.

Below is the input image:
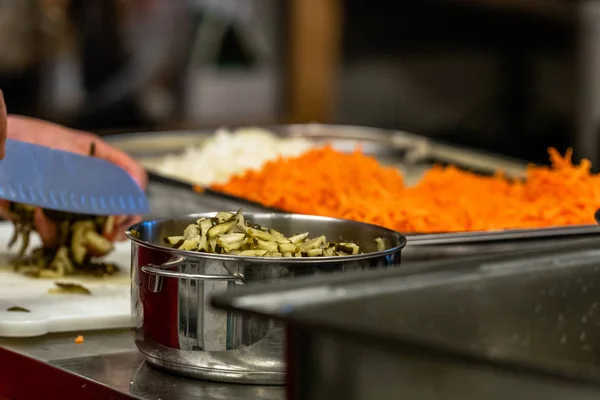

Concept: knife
[[0, 139, 149, 215]]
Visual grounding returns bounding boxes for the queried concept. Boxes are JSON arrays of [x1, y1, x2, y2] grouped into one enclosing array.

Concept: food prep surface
[[0, 224, 131, 337], [0, 329, 285, 400]]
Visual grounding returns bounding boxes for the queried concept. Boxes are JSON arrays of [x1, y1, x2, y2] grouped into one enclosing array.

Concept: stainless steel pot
[[127, 212, 406, 385]]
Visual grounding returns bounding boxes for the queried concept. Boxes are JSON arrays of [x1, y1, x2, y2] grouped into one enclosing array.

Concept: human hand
[[0, 90, 7, 159], [0, 113, 147, 246]]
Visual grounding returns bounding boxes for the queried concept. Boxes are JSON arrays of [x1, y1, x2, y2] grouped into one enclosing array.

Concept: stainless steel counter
[[0, 329, 285, 399]]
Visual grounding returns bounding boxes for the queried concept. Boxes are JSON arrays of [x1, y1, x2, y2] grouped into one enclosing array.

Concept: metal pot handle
[[141, 257, 245, 292]]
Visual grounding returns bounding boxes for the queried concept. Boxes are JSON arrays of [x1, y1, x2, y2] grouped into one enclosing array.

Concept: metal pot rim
[[126, 212, 407, 264]]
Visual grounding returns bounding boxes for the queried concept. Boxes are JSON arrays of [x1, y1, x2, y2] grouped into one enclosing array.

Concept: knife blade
[[0, 139, 149, 215]]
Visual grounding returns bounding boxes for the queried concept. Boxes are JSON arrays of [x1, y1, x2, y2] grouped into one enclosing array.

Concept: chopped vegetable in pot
[[164, 209, 382, 258]]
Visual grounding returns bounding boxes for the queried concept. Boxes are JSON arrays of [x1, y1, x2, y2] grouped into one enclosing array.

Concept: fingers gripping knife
[[0, 139, 149, 215]]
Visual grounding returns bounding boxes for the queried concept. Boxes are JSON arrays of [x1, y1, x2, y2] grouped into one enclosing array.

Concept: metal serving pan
[[404, 225, 600, 260], [109, 124, 600, 258], [212, 242, 600, 400], [105, 123, 527, 186], [143, 177, 600, 264]]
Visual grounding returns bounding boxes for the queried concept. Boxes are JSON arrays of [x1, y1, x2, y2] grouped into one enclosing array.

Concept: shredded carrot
[[75, 335, 84, 344], [208, 145, 600, 233]]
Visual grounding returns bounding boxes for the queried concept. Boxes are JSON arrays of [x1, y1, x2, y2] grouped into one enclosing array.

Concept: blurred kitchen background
[[0, 0, 593, 166]]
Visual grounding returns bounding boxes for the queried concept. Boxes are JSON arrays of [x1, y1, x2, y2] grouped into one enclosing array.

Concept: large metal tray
[[144, 176, 600, 261], [109, 124, 600, 258], [404, 225, 600, 260], [212, 244, 600, 400], [105, 123, 527, 186]]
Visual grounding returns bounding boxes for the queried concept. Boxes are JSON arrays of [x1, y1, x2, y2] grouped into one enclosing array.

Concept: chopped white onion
[[154, 127, 314, 186]]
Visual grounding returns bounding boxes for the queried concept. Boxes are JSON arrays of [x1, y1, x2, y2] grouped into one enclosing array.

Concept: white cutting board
[[0, 222, 132, 337]]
